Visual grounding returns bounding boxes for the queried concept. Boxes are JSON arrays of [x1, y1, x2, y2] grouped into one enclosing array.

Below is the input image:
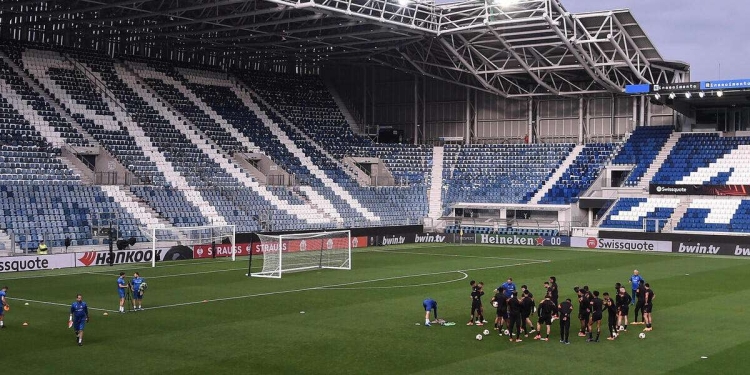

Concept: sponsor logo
[[352, 237, 359, 247], [382, 236, 406, 246], [594, 238, 654, 251], [78, 252, 97, 266], [299, 240, 307, 252], [735, 245, 750, 256], [586, 237, 598, 249], [326, 238, 334, 250], [76, 249, 162, 267], [192, 244, 251, 259], [0, 257, 49, 272], [655, 186, 687, 193], [414, 233, 446, 243], [478, 234, 569, 247], [677, 242, 720, 254]]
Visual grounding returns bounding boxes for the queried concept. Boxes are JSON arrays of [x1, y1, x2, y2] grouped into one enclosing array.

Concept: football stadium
[[0, 0, 749, 373]]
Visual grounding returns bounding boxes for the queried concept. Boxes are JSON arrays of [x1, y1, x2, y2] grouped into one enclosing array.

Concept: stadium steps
[[638, 132, 682, 188], [101, 185, 168, 230], [295, 186, 344, 223], [228, 84, 380, 222], [662, 198, 691, 232], [322, 77, 363, 135], [0, 51, 101, 149], [528, 144, 583, 204], [232, 78, 362, 184], [427, 146, 444, 220], [70, 58, 229, 227], [58, 146, 94, 184], [0, 228, 12, 254], [125, 62, 261, 154]]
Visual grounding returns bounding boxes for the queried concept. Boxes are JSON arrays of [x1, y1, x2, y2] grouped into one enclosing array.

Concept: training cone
[[22, 322, 28, 326], [24, 302, 29, 306], [103, 312, 109, 316]]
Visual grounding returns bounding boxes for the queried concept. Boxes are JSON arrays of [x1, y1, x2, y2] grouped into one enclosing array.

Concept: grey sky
[[562, 0, 750, 80]]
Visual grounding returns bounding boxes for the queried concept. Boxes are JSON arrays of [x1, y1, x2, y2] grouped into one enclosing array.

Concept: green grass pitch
[[2, 244, 750, 375]]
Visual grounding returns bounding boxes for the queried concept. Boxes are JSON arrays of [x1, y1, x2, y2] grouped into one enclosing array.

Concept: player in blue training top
[[0, 286, 8, 329], [422, 298, 438, 326], [117, 272, 128, 313], [69, 294, 89, 346], [130, 272, 144, 311], [629, 270, 644, 305], [501, 277, 517, 299]]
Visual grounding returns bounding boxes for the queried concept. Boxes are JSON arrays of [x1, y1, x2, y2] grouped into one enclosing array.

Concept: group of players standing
[[466, 270, 655, 344]]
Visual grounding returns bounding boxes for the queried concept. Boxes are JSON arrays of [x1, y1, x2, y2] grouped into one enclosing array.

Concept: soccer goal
[[151, 224, 236, 267], [250, 230, 351, 278]]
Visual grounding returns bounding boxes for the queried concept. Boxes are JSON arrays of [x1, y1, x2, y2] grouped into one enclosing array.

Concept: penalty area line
[[142, 259, 550, 311]]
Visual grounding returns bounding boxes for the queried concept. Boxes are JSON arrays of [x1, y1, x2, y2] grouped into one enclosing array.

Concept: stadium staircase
[[229, 83, 380, 222], [323, 78, 363, 134], [100, 185, 166, 232], [529, 144, 584, 204], [661, 199, 691, 232], [637, 132, 682, 188], [427, 145, 444, 221]]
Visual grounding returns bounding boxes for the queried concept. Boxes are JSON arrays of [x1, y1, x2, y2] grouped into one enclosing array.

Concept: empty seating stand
[[612, 126, 672, 186], [540, 143, 615, 204], [600, 197, 679, 232]]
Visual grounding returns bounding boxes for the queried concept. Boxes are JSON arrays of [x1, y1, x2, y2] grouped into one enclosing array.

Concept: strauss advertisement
[[193, 236, 368, 257]]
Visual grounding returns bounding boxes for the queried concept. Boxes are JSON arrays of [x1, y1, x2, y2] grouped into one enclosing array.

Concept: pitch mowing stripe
[[367, 248, 549, 262], [7, 297, 118, 313], [140, 259, 550, 311], [320, 271, 469, 290]]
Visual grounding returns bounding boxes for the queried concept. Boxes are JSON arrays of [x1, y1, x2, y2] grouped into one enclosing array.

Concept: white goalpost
[[151, 224, 236, 267], [250, 230, 351, 278]]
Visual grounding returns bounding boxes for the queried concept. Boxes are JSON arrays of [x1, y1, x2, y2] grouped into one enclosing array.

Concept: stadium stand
[[441, 143, 572, 214], [611, 126, 672, 186], [600, 197, 680, 232], [675, 198, 749, 233], [652, 133, 750, 185], [539, 143, 615, 204]]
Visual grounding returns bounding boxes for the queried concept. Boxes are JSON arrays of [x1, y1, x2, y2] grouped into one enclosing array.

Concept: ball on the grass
[[492, 301, 498, 308], [618, 325, 624, 331], [503, 329, 510, 336], [639, 332, 646, 339], [24, 302, 29, 306], [483, 329, 490, 335], [475, 334, 483, 341]]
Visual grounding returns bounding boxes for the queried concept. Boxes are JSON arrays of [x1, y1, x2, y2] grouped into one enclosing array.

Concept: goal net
[[250, 230, 351, 278], [151, 224, 236, 267]]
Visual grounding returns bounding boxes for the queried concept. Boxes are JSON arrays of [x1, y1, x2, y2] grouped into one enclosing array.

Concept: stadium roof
[[1, 0, 689, 97]]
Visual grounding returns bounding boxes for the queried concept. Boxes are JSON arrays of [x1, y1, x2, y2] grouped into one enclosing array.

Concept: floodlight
[[698, 92, 705, 98], [717, 90, 724, 97], [684, 92, 691, 99], [398, 0, 409, 6], [668, 93, 675, 99], [653, 93, 660, 100]]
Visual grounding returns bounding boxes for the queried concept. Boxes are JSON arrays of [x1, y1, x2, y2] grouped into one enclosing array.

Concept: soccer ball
[[613, 333, 618, 338], [618, 325, 625, 331], [475, 334, 483, 341], [492, 301, 499, 308], [503, 329, 510, 336], [639, 333, 646, 339], [483, 329, 490, 335]]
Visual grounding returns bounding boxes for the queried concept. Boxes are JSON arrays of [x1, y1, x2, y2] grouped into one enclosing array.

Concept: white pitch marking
[[142, 259, 549, 311], [322, 271, 469, 290], [7, 297, 118, 313]]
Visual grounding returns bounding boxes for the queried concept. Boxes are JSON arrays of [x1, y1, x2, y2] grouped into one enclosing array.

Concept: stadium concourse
[[0, 0, 749, 260]]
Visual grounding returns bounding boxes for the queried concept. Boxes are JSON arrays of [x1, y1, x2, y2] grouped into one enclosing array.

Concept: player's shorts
[[496, 309, 504, 317], [521, 312, 531, 320], [635, 302, 645, 309], [538, 316, 552, 325], [644, 304, 653, 313], [0, 307, 4, 316], [471, 300, 481, 309], [578, 312, 589, 321], [618, 306, 629, 316], [133, 291, 143, 299], [118, 289, 126, 298], [592, 313, 602, 322], [73, 318, 85, 331]]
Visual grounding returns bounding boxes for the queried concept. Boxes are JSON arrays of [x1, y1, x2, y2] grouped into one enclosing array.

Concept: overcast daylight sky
[[561, 0, 750, 81]]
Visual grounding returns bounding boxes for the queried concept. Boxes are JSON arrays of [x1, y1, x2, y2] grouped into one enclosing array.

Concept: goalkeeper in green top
[[130, 272, 147, 311]]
